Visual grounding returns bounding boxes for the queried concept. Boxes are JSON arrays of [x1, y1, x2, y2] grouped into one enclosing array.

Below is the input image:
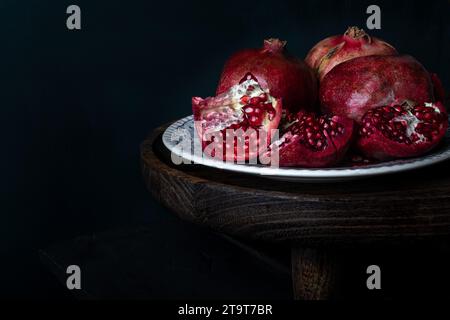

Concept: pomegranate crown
[[263, 38, 287, 53], [344, 26, 371, 43]]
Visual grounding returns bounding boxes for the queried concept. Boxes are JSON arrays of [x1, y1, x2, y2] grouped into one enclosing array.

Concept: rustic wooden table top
[[141, 123, 450, 246]]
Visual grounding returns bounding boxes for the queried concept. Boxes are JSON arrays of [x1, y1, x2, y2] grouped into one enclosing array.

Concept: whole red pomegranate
[[216, 38, 317, 114], [357, 101, 448, 160], [266, 112, 354, 167], [193, 73, 282, 162], [305, 26, 397, 81], [320, 55, 434, 123]]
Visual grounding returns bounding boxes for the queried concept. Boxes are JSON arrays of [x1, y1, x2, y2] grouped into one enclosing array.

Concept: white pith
[[201, 78, 276, 137], [425, 102, 440, 114], [229, 78, 265, 100], [392, 105, 438, 144]]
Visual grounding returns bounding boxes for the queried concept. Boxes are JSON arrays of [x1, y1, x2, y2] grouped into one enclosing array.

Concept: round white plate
[[162, 115, 450, 182]]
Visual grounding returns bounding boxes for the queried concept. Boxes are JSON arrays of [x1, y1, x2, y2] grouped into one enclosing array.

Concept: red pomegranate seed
[[250, 97, 261, 105], [240, 95, 250, 104]]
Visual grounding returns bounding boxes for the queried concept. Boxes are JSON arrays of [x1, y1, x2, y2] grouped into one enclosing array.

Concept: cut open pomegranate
[[217, 39, 317, 114], [267, 112, 354, 167], [357, 101, 448, 160], [192, 73, 282, 162]]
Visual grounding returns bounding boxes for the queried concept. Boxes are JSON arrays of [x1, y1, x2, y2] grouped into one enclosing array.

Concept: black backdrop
[[0, 0, 448, 298]]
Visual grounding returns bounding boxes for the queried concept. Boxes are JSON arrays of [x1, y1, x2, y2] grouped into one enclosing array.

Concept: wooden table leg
[[291, 246, 341, 300]]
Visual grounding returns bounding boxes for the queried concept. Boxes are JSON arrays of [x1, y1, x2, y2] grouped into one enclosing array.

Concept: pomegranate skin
[[217, 39, 318, 114], [320, 55, 434, 123], [305, 26, 397, 81], [430, 73, 446, 102]]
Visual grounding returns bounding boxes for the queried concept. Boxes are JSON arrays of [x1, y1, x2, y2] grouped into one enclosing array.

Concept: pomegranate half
[[305, 26, 397, 81], [357, 101, 448, 160], [267, 112, 354, 167], [193, 73, 282, 162], [217, 38, 317, 114]]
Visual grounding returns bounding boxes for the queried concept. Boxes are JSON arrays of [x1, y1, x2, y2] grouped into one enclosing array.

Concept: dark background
[[0, 0, 448, 298]]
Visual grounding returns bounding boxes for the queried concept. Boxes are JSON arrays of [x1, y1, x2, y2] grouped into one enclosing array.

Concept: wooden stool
[[141, 123, 450, 300]]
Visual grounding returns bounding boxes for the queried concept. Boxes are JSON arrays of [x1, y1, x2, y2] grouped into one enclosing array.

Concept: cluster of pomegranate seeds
[[240, 93, 276, 129], [288, 114, 345, 151], [360, 104, 444, 145], [235, 73, 277, 129]]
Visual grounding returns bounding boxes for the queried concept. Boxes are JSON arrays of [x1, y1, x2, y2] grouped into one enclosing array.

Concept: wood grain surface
[[291, 246, 340, 300], [141, 123, 450, 245]]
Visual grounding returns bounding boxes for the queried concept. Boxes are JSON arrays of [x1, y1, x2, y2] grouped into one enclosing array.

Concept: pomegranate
[[216, 38, 317, 114], [267, 112, 354, 167], [357, 101, 448, 161], [320, 55, 434, 123], [430, 73, 446, 102], [305, 26, 397, 81], [193, 73, 282, 162]]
